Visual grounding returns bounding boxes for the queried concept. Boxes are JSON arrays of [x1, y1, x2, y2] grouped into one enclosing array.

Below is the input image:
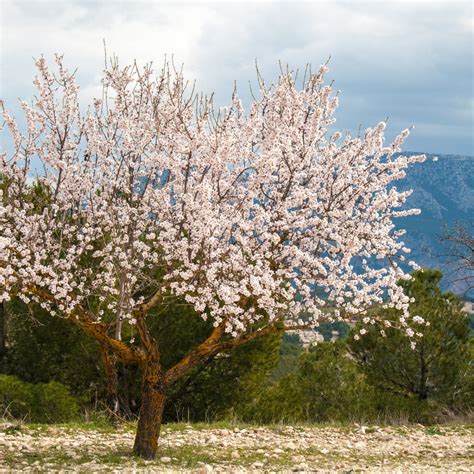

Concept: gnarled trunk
[[133, 370, 167, 459]]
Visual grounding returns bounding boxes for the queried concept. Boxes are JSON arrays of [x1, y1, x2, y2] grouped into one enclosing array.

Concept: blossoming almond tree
[[1, 55, 427, 458]]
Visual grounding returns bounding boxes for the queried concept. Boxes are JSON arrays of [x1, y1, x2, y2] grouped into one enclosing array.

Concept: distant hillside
[[396, 152, 473, 297]]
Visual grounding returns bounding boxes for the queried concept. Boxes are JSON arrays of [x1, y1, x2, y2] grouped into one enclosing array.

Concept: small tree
[[349, 269, 472, 405], [1, 55, 427, 458], [441, 223, 474, 294]]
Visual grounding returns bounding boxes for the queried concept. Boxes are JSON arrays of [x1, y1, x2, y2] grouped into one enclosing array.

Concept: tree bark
[[133, 369, 167, 459]]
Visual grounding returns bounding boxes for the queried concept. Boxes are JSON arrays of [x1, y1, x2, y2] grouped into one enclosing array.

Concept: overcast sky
[[1, 0, 472, 155]]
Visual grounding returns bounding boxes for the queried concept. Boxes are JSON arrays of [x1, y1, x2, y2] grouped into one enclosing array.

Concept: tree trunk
[[133, 372, 167, 459]]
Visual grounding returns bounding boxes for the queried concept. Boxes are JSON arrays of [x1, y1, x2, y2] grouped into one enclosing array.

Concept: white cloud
[[1, 0, 472, 154]]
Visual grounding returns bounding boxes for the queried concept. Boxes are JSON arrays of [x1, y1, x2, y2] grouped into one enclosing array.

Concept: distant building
[[462, 301, 474, 315]]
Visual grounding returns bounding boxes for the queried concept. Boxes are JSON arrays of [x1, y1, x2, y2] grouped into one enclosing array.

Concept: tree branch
[[164, 322, 309, 386], [164, 322, 227, 385], [134, 287, 166, 314], [27, 285, 145, 364]]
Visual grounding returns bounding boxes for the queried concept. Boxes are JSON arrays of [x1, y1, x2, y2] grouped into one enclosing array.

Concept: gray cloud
[[1, 0, 472, 154]]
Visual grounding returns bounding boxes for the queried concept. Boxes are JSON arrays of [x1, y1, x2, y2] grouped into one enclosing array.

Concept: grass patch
[[425, 426, 445, 436], [2, 424, 23, 435], [161, 420, 257, 433]]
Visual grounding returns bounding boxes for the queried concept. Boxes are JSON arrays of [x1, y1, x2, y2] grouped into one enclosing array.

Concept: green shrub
[[369, 389, 440, 424], [0, 374, 80, 422], [242, 341, 378, 424], [0, 374, 35, 419], [295, 341, 377, 423], [241, 337, 460, 425], [33, 381, 80, 423], [243, 373, 305, 423], [1, 299, 104, 401]]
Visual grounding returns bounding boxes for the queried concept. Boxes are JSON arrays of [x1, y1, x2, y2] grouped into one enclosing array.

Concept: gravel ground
[[0, 422, 473, 472]]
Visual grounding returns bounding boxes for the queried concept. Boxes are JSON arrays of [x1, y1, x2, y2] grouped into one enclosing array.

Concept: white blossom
[[0, 56, 426, 339]]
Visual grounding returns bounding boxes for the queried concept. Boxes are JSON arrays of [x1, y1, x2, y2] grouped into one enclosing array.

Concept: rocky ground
[[0, 422, 472, 472]]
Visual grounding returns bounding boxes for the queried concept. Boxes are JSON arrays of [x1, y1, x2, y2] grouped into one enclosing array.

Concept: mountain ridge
[[396, 152, 473, 296]]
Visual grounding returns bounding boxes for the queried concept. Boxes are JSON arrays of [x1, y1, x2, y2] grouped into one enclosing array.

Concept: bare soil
[[0, 422, 472, 472]]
